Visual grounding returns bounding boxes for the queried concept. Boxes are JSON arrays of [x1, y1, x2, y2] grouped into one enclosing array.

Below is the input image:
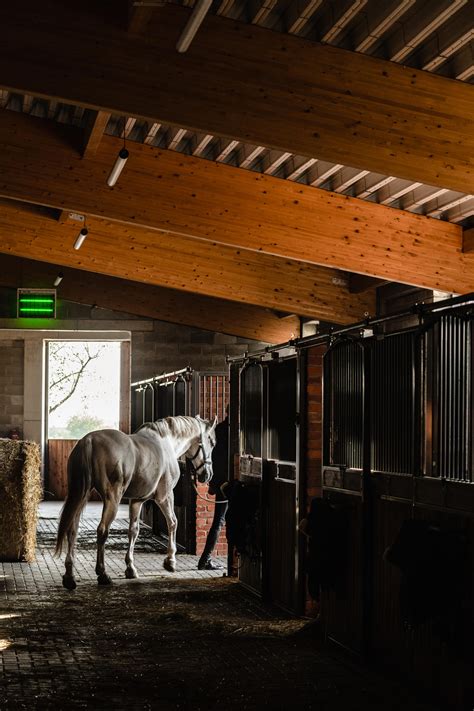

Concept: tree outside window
[[48, 341, 121, 439]]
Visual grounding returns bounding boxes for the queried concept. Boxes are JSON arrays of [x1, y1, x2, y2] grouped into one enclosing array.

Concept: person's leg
[[198, 499, 228, 570]]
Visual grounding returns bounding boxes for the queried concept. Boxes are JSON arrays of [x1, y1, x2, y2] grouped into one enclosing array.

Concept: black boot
[[198, 558, 224, 571]]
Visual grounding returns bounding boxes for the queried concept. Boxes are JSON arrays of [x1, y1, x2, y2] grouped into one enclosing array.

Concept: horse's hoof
[[163, 558, 176, 573], [97, 573, 112, 586], [125, 568, 138, 579], [62, 575, 77, 591]]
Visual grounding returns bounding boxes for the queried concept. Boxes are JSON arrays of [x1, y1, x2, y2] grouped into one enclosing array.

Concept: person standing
[[197, 414, 229, 570]]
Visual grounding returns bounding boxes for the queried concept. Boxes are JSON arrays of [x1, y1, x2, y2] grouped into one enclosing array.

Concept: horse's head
[[188, 416, 218, 483]]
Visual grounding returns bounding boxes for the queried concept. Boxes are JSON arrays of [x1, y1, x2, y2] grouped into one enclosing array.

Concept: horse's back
[[69, 430, 136, 491], [73, 429, 136, 463], [71, 428, 177, 500]]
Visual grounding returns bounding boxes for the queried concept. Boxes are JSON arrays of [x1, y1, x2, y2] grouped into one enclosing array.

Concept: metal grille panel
[[371, 333, 415, 475], [324, 340, 364, 469], [426, 315, 472, 482], [241, 364, 263, 457]]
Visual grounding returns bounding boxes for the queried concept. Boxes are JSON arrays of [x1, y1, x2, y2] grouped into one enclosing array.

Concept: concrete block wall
[[0, 340, 24, 438], [0, 295, 267, 381], [130, 320, 266, 383]]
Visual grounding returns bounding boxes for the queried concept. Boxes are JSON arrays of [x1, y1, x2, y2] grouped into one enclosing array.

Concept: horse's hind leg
[[125, 499, 143, 579], [156, 495, 177, 572], [63, 513, 80, 590], [95, 494, 120, 585]]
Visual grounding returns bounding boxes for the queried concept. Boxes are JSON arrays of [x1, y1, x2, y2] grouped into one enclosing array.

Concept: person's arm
[[298, 517, 310, 538]]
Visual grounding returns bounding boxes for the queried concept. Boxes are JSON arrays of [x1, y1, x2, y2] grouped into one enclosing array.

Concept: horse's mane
[[138, 415, 202, 438]]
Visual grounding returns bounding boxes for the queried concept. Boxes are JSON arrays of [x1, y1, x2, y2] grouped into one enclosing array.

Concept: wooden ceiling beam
[[349, 274, 389, 294], [0, 2, 472, 193], [0, 200, 374, 325], [0, 253, 299, 343], [0, 110, 468, 295], [463, 227, 474, 253], [82, 109, 111, 157], [127, 0, 162, 33]]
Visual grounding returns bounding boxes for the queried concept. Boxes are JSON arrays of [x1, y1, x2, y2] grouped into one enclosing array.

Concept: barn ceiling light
[[54, 272, 63, 287], [107, 116, 129, 187], [176, 0, 212, 53], [107, 147, 129, 187], [74, 227, 88, 250]]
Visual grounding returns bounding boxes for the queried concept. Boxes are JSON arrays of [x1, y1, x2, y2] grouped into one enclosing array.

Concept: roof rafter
[[0, 110, 468, 296], [0, 1, 472, 193], [0, 253, 300, 343], [0, 199, 375, 325], [82, 110, 111, 157]]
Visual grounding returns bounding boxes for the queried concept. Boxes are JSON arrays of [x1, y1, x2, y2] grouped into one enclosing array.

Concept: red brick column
[[303, 345, 325, 615], [305, 345, 325, 504]]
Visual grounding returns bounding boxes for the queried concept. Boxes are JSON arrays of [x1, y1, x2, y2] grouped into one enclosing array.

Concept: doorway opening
[[46, 340, 125, 500]]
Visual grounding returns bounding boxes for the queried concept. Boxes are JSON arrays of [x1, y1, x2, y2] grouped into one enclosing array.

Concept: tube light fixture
[[74, 227, 88, 250], [53, 272, 64, 287], [107, 147, 129, 187], [176, 0, 212, 53]]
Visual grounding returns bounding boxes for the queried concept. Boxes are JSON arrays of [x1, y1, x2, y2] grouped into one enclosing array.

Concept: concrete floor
[[0, 505, 441, 710]]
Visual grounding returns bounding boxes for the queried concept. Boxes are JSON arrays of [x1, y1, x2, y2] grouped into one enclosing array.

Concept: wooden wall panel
[[0, 2, 472, 192], [47, 439, 77, 500]]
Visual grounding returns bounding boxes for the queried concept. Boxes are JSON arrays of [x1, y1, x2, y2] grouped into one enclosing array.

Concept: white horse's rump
[[55, 415, 217, 590]]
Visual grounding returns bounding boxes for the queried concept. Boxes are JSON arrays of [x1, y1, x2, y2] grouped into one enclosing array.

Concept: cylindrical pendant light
[[74, 227, 88, 250], [53, 272, 64, 287], [107, 147, 129, 187]]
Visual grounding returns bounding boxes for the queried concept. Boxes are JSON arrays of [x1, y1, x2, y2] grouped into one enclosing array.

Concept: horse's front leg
[[156, 494, 177, 572], [125, 499, 143, 579]]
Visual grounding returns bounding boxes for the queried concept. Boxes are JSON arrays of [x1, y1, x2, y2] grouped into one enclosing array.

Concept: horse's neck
[[171, 424, 200, 458]]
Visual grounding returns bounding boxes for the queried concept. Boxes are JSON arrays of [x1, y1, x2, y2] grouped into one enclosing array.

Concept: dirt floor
[[0, 507, 442, 711]]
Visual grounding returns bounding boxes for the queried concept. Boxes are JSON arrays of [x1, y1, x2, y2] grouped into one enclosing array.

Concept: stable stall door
[[263, 357, 299, 614]]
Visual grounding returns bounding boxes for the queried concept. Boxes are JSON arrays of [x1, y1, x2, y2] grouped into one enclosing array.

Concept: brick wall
[[305, 345, 325, 506], [303, 345, 325, 616], [0, 340, 24, 438]]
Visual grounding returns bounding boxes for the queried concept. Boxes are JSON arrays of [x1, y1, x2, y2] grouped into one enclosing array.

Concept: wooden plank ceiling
[[0, 0, 472, 341], [0, 1, 473, 195]]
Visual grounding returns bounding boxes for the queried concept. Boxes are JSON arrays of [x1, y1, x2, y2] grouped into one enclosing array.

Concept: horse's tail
[[54, 436, 93, 557]]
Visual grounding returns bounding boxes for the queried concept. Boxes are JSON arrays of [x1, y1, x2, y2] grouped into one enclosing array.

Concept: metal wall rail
[[131, 366, 192, 389], [227, 292, 474, 363]]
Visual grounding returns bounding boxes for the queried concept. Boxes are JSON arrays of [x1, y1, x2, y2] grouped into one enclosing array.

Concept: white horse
[[55, 415, 217, 590]]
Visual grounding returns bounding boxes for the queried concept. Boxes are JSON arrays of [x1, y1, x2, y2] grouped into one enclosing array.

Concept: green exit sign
[[17, 288, 56, 318]]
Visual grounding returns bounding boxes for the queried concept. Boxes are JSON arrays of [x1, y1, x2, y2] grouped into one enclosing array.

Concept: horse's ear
[[210, 415, 218, 432]]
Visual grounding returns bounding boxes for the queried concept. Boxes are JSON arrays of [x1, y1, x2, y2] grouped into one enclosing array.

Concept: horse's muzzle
[[197, 464, 213, 484]]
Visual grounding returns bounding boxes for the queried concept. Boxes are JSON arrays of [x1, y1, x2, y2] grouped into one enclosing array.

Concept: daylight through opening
[[47, 341, 121, 439]]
